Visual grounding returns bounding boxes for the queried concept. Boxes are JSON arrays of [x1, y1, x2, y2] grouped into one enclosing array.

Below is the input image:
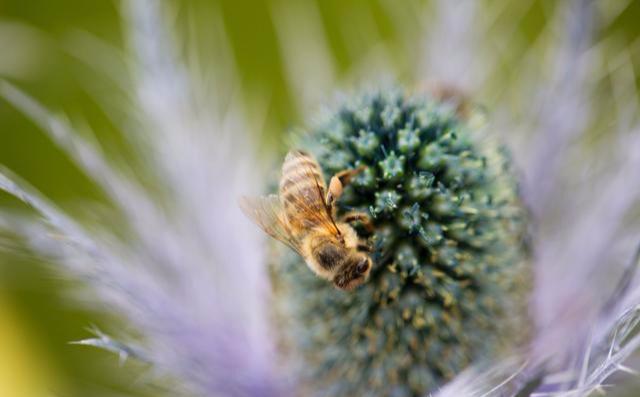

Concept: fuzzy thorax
[[302, 223, 372, 289]]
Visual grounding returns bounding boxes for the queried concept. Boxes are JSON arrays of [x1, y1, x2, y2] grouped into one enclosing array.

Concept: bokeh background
[[1, 1, 640, 396]]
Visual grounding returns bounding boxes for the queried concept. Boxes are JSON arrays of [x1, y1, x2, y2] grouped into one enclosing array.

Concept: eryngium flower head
[[278, 89, 530, 396]]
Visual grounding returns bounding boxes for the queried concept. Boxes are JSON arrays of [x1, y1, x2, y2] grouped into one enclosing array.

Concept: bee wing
[[282, 151, 342, 237], [239, 194, 301, 252]]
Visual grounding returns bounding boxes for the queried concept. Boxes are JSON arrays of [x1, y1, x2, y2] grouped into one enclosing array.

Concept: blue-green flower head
[[279, 88, 530, 396]]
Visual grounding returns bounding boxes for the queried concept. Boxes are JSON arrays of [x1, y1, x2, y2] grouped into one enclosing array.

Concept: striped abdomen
[[279, 150, 330, 235]]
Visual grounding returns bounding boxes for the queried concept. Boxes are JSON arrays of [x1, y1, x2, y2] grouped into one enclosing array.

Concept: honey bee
[[240, 149, 374, 290]]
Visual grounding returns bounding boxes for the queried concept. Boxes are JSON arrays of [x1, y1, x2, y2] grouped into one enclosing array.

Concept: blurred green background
[[1, 1, 640, 396]]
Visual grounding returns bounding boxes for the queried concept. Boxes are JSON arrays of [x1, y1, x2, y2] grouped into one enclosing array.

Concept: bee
[[240, 149, 374, 290]]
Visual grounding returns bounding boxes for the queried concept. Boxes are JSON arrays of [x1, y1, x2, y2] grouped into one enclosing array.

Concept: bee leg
[[325, 176, 343, 211], [325, 166, 366, 210], [341, 211, 375, 234], [357, 240, 373, 253]]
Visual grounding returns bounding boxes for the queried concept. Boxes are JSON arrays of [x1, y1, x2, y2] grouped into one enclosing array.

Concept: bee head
[[332, 252, 372, 291]]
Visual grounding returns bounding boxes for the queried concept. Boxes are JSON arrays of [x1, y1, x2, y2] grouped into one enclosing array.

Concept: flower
[[278, 89, 530, 396], [1, 0, 639, 396]]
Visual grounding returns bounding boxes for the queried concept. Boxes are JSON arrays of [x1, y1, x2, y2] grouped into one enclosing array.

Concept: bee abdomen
[[280, 150, 324, 195], [279, 150, 328, 231], [282, 187, 326, 229], [282, 149, 316, 170], [279, 170, 322, 193]]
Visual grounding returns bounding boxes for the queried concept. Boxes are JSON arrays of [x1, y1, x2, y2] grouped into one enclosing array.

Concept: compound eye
[[356, 258, 370, 274]]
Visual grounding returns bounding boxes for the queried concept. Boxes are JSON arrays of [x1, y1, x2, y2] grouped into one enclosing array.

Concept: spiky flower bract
[[0, 1, 282, 396], [278, 89, 529, 396]]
